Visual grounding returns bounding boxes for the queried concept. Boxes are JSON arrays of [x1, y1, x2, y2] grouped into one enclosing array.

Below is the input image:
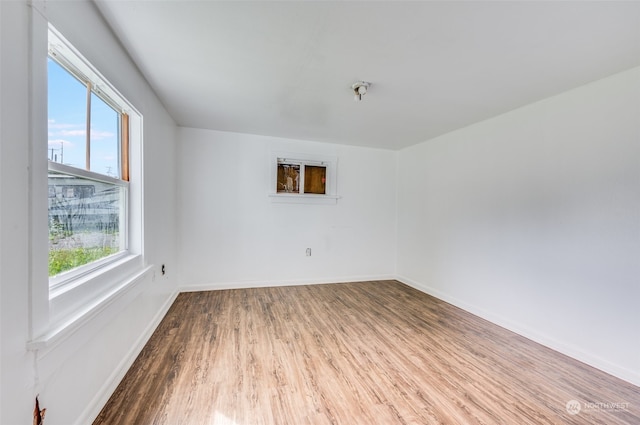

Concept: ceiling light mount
[[351, 81, 371, 102]]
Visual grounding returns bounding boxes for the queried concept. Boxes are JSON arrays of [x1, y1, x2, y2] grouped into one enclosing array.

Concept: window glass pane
[[90, 92, 120, 178], [304, 165, 327, 194], [47, 58, 88, 169], [48, 170, 125, 277], [277, 163, 300, 193]]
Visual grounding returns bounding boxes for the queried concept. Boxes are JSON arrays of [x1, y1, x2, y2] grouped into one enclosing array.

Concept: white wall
[[0, 1, 179, 424], [0, 1, 3, 417], [178, 128, 397, 289], [397, 67, 640, 386], [1, 2, 637, 424], [0, 2, 30, 424]]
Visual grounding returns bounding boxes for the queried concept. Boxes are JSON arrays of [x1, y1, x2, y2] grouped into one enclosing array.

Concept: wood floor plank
[[93, 281, 640, 424]]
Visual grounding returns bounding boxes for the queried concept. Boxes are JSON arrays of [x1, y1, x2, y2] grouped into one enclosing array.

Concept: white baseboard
[[396, 275, 640, 388], [75, 289, 180, 425], [179, 274, 397, 292]]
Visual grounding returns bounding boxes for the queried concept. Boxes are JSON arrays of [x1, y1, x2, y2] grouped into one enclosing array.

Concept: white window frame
[[269, 151, 339, 204], [47, 27, 138, 288], [42, 25, 145, 332]]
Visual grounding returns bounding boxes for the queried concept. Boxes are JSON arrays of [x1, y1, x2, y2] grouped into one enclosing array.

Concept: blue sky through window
[[48, 58, 120, 178]]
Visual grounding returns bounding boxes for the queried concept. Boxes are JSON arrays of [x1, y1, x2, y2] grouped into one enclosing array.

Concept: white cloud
[[48, 139, 74, 148], [48, 121, 82, 130], [90, 129, 115, 140], [48, 120, 115, 140], [51, 128, 114, 140], [58, 129, 86, 137]]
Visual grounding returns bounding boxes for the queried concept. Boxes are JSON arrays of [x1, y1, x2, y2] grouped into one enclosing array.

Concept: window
[[304, 165, 327, 194], [276, 160, 327, 195], [270, 152, 338, 204], [47, 28, 133, 285]]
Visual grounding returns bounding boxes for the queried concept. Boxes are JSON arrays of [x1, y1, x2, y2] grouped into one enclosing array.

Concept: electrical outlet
[[306, 248, 312, 256]]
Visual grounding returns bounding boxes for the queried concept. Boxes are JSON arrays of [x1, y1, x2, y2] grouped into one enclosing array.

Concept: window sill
[[268, 193, 340, 205], [29, 257, 150, 354]]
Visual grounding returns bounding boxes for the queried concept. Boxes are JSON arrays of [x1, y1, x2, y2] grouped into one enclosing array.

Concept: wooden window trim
[[121, 113, 130, 182]]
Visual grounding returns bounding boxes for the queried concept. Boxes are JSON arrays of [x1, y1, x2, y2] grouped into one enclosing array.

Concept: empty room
[[1, 0, 639, 424]]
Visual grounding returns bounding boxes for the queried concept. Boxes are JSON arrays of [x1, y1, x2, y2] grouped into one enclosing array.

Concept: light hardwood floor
[[93, 281, 639, 424]]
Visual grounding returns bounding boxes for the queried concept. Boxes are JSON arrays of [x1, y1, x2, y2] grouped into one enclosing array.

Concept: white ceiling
[[95, 1, 640, 150]]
